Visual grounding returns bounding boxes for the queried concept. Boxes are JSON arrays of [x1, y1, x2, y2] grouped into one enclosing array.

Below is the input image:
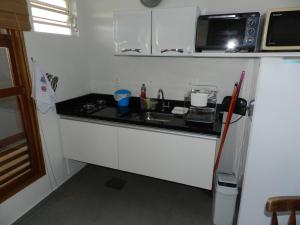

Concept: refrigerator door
[[238, 57, 300, 225]]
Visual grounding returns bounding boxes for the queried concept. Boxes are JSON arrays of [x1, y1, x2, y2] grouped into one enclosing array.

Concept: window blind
[[0, 136, 31, 189], [30, 0, 74, 35], [0, 0, 31, 30]]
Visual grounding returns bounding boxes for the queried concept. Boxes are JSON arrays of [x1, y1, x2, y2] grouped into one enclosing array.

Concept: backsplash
[[90, 57, 254, 102]]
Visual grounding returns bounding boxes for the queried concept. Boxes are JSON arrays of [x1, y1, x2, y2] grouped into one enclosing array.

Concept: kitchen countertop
[[56, 93, 223, 137]]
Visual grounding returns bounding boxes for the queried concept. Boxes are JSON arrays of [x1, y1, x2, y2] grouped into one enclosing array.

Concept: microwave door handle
[[161, 48, 184, 53]]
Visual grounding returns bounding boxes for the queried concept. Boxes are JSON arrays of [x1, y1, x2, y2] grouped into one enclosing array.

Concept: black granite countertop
[[56, 93, 223, 137]]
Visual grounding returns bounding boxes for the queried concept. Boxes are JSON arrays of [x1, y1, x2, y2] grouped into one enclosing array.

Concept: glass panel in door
[[0, 96, 27, 153], [0, 47, 14, 89]]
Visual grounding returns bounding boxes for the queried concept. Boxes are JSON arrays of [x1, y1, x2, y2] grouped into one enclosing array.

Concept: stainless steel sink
[[144, 112, 174, 122]]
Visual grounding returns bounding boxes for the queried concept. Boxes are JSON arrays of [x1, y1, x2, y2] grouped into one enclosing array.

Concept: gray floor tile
[[13, 165, 214, 225]]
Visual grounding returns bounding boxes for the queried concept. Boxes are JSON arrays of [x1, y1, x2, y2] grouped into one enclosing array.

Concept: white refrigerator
[[237, 57, 300, 225]]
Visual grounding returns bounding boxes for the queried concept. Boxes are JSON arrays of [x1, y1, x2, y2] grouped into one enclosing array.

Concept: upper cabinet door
[[152, 7, 200, 56], [113, 10, 151, 55]]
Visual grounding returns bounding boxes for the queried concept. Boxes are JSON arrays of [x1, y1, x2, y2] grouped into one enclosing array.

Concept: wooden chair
[[266, 196, 300, 225]]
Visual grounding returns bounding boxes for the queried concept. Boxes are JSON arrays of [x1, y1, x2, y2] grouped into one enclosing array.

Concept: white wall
[[83, 0, 299, 98], [81, 0, 299, 175], [0, 1, 89, 225], [238, 58, 300, 225]]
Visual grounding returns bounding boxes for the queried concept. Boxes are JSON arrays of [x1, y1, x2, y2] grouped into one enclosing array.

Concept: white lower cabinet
[[118, 127, 217, 190], [59, 119, 118, 169], [60, 118, 217, 190]]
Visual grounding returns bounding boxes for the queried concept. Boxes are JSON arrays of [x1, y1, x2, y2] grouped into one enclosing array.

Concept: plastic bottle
[[141, 83, 146, 99]]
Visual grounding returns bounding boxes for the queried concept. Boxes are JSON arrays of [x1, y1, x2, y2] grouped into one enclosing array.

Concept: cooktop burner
[[78, 99, 106, 114]]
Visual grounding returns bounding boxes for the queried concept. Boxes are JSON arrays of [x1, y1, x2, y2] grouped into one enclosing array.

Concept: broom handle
[[237, 71, 245, 96], [213, 84, 239, 173], [213, 70, 246, 174]]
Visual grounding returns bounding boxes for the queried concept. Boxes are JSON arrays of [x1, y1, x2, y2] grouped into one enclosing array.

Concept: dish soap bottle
[[141, 83, 146, 99]]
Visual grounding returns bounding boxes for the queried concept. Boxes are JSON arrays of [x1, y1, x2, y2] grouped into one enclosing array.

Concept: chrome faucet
[[157, 89, 170, 112]]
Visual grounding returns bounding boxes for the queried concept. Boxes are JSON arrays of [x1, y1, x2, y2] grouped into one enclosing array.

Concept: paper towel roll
[[191, 92, 209, 107]]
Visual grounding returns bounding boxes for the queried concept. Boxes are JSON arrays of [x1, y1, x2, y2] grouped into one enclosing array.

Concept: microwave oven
[[261, 8, 300, 51], [195, 12, 260, 52]]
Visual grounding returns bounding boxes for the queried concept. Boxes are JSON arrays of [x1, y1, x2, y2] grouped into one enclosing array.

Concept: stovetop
[[75, 99, 107, 114]]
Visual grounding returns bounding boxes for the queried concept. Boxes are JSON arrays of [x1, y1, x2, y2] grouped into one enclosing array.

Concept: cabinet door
[[118, 127, 217, 190], [60, 119, 118, 169], [152, 7, 199, 56], [113, 10, 151, 55]]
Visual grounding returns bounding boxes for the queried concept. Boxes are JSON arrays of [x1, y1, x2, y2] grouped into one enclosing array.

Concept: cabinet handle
[[121, 48, 142, 53], [160, 48, 184, 53]]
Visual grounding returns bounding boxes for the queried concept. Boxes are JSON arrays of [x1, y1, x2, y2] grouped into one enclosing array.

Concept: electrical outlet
[[221, 97, 248, 116], [248, 99, 255, 117]]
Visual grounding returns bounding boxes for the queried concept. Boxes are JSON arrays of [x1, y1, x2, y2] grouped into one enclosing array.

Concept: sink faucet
[[157, 89, 170, 112]]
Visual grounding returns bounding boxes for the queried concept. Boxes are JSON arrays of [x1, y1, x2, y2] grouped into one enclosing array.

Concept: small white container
[[213, 173, 238, 225], [171, 107, 189, 115], [191, 92, 209, 107]]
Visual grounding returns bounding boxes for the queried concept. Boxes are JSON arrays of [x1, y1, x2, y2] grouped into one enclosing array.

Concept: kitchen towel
[[32, 60, 56, 114]]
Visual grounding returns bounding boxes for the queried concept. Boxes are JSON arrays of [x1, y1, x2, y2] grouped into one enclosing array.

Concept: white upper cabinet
[[152, 7, 200, 56], [113, 10, 151, 55]]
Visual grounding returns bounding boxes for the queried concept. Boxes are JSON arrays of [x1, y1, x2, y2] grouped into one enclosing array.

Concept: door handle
[[121, 48, 142, 53], [161, 48, 184, 53]]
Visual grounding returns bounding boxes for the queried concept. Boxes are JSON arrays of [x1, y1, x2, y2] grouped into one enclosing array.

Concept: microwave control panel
[[243, 13, 261, 50]]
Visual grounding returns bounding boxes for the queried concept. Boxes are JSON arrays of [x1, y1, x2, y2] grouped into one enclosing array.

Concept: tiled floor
[[14, 165, 214, 225]]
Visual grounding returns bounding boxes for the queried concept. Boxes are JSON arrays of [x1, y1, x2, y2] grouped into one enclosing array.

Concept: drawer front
[[60, 119, 118, 169]]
